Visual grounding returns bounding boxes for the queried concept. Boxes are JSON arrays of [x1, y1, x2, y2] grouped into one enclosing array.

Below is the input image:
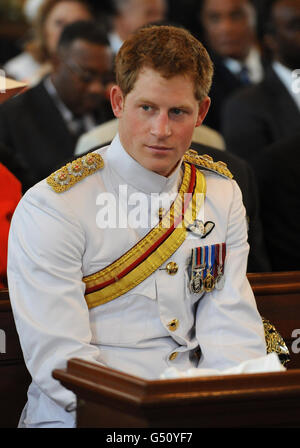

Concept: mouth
[[219, 39, 239, 48], [145, 145, 174, 152]]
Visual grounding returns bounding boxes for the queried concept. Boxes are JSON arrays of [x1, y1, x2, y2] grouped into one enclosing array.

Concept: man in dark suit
[[190, 141, 271, 273], [198, 0, 265, 132], [221, 0, 300, 167], [0, 20, 114, 192], [256, 133, 300, 271]]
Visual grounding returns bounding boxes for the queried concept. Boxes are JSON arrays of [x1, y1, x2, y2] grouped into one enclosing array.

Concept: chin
[[151, 162, 177, 178]]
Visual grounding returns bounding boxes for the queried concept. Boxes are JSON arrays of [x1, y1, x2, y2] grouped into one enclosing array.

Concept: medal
[[189, 247, 205, 294], [203, 245, 215, 292], [189, 243, 225, 295], [215, 265, 225, 290], [204, 272, 214, 292], [190, 269, 204, 294], [215, 243, 226, 290]]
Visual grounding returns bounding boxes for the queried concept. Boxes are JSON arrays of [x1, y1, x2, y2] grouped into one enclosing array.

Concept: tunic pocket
[[89, 275, 158, 345]]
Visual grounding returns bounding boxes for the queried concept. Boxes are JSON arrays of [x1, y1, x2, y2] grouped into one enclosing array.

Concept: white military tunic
[[7, 134, 266, 427]]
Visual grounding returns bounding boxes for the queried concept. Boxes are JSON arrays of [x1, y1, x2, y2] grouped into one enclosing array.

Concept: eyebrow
[[137, 98, 193, 110]]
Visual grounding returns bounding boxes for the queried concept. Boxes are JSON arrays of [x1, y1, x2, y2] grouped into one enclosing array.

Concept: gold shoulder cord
[[47, 152, 104, 193]]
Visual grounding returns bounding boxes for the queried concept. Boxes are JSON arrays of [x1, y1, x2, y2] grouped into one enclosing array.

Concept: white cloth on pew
[[160, 353, 285, 378]]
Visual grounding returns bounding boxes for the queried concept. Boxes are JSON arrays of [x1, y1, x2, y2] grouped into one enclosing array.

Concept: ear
[[195, 96, 211, 127], [110, 85, 125, 118]]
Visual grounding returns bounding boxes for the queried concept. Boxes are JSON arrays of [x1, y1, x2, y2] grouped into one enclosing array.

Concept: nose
[[217, 17, 237, 36], [87, 79, 105, 96], [150, 112, 171, 138]]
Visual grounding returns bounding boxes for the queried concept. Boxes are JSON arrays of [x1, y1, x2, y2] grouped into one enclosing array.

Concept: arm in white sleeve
[[7, 186, 103, 412]]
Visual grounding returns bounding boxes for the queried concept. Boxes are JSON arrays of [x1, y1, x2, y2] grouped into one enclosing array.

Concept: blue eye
[[171, 108, 184, 116], [142, 105, 151, 111]]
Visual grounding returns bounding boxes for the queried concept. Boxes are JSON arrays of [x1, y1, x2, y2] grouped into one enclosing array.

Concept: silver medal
[[190, 270, 203, 294], [215, 266, 225, 290]]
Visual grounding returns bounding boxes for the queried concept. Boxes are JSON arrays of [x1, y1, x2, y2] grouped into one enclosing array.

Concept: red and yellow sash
[[83, 162, 206, 309]]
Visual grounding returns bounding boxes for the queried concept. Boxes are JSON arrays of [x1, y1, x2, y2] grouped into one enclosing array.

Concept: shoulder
[[223, 79, 269, 113], [190, 142, 251, 189], [14, 151, 107, 223], [265, 133, 300, 159], [183, 149, 233, 180], [0, 82, 40, 114], [46, 151, 105, 194], [258, 133, 300, 179]]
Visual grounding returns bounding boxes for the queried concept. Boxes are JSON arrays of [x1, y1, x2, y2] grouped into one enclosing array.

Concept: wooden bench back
[[248, 271, 300, 369]]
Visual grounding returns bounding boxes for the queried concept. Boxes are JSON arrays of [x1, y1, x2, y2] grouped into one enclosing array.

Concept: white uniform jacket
[[7, 134, 266, 427]]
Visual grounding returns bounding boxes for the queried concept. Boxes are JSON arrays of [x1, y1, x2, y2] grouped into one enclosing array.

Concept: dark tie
[[238, 65, 251, 85]]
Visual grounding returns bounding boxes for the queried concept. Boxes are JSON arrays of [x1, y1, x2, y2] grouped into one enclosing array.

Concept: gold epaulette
[[183, 149, 233, 179], [47, 153, 104, 193], [263, 317, 290, 366]]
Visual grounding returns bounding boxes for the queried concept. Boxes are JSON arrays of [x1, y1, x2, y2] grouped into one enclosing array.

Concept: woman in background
[[4, 0, 93, 86]]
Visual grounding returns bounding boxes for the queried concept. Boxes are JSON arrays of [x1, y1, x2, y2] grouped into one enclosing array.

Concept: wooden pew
[[53, 357, 300, 428]]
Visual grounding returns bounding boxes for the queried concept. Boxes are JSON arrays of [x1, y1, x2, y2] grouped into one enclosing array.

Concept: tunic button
[[167, 318, 179, 332], [166, 262, 178, 275], [169, 352, 178, 361]]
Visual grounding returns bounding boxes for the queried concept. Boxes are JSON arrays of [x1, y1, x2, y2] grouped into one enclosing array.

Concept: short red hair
[[115, 24, 213, 102]]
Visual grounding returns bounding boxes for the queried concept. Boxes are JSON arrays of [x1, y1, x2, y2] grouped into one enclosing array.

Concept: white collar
[[108, 32, 123, 54], [106, 134, 183, 194], [44, 76, 96, 131], [44, 75, 73, 123], [272, 61, 300, 111], [224, 47, 263, 83]]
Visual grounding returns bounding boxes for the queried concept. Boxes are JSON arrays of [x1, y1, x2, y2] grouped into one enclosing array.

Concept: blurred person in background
[[0, 20, 114, 192], [256, 133, 300, 271], [199, 0, 265, 131], [222, 0, 300, 167], [4, 0, 93, 86], [108, 0, 168, 53]]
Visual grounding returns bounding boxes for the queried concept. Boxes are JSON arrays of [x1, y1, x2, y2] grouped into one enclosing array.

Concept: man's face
[[268, 0, 300, 69], [117, 0, 167, 41], [201, 0, 256, 60], [52, 39, 113, 115], [111, 67, 210, 177]]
